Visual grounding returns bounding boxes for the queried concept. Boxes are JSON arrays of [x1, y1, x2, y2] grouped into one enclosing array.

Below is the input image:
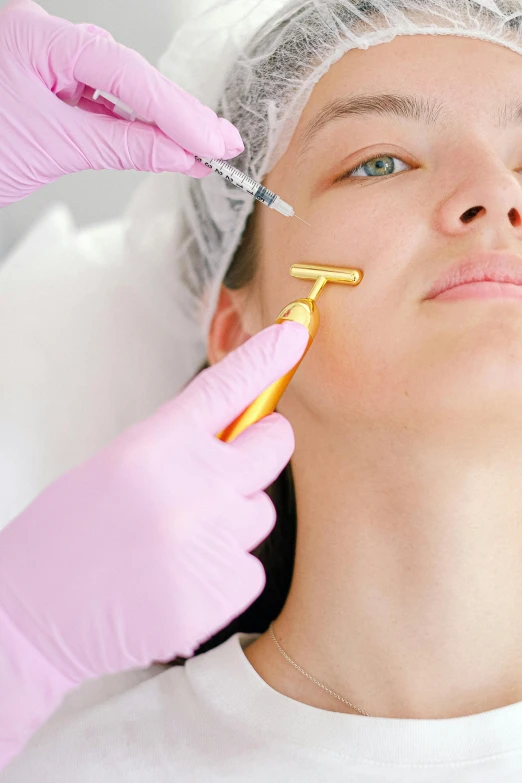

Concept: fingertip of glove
[[275, 320, 310, 355], [217, 117, 244, 157], [185, 159, 213, 179]]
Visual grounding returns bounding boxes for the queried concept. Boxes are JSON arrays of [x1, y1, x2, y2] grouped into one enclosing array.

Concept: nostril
[[460, 206, 483, 223], [458, 206, 521, 226]]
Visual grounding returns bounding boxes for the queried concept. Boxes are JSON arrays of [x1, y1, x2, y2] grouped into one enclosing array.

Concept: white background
[[0, 0, 190, 257]]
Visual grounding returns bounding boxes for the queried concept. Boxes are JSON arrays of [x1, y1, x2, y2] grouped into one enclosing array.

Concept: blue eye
[[338, 153, 410, 181]]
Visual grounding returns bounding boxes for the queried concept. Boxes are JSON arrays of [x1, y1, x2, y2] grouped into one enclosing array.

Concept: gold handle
[[217, 299, 318, 442]]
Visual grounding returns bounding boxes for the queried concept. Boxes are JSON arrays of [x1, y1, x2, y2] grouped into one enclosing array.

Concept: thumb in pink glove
[[0, 0, 244, 207], [0, 321, 308, 770]]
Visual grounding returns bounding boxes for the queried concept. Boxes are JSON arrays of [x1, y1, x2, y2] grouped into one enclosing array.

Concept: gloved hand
[[0, 321, 308, 770], [0, 0, 243, 207]]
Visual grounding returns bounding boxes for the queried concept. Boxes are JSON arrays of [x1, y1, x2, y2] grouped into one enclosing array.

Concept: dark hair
[[167, 207, 298, 666]]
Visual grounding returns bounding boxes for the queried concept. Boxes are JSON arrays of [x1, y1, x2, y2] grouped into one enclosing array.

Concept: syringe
[[86, 90, 311, 226], [194, 156, 311, 225]]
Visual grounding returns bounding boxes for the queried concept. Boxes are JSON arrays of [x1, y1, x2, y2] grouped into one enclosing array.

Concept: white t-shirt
[[3, 631, 522, 781]]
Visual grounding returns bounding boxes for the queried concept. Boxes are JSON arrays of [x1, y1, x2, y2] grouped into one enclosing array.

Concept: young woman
[[5, 0, 522, 780]]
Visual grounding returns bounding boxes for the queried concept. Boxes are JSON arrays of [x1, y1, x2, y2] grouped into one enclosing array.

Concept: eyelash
[[337, 151, 411, 182]]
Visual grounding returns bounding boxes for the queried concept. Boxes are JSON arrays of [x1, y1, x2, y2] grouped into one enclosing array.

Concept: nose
[[435, 157, 522, 236]]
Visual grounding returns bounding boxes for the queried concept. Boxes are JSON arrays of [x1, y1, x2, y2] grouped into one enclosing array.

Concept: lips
[[425, 252, 522, 300]]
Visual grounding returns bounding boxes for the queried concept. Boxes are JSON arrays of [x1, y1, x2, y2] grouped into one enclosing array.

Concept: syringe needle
[[295, 214, 312, 227]]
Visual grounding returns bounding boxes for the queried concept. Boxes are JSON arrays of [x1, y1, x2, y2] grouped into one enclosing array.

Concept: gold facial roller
[[217, 263, 363, 442]]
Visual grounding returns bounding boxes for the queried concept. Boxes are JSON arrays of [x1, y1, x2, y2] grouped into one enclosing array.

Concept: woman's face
[[223, 34, 522, 442]]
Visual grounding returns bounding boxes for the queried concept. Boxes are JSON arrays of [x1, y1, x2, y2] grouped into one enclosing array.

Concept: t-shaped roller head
[[277, 263, 363, 339], [217, 262, 363, 442]]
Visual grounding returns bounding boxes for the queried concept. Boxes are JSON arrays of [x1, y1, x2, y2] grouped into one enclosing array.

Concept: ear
[[207, 284, 253, 365]]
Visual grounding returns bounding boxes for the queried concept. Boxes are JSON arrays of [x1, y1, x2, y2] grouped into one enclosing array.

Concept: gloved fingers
[[231, 491, 278, 552], [199, 550, 267, 627], [184, 158, 214, 179], [161, 550, 267, 659], [68, 108, 214, 177], [54, 23, 115, 106], [209, 413, 296, 496], [71, 111, 197, 174], [172, 322, 309, 436], [72, 33, 244, 159], [2, 1, 243, 160], [178, 487, 276, 553]]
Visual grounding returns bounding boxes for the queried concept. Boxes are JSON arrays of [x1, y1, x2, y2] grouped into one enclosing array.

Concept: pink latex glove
[[0, 321, 308, 770], [0, 0, 243, 207]]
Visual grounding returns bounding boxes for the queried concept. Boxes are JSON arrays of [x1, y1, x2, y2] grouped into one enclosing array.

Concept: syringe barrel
[[252, 185, 277, 207], [195, 157, 295, 218]]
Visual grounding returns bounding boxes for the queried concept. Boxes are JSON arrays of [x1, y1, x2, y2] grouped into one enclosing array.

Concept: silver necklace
[[268, 621, 370, 717]]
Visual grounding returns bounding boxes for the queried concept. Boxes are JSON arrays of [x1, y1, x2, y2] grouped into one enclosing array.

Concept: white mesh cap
[[123, 0, 522, 379]]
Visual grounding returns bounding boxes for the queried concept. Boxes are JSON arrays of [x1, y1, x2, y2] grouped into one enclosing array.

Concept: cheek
[[304, 186, 411, 260], [282, 292, 401, 423]]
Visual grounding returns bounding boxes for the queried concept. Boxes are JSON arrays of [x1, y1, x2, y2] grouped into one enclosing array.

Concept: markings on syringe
[[214, 167, 235, 184], [195, 156, 261, 193]]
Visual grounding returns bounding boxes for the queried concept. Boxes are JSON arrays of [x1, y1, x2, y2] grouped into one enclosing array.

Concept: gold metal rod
[[308, 275, 327, 301]]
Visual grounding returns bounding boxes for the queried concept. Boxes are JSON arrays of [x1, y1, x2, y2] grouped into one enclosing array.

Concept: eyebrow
[[298, 92, 522, 160]]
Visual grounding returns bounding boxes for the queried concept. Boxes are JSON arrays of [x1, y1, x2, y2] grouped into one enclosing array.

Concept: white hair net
[[123, 0, 522, 366]]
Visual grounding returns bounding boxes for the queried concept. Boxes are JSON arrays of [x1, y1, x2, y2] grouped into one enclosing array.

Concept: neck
[[248, 419, 522, 719]]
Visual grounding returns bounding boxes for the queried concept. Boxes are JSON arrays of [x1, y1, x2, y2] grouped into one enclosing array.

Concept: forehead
[[295, 34, 522, 143]]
